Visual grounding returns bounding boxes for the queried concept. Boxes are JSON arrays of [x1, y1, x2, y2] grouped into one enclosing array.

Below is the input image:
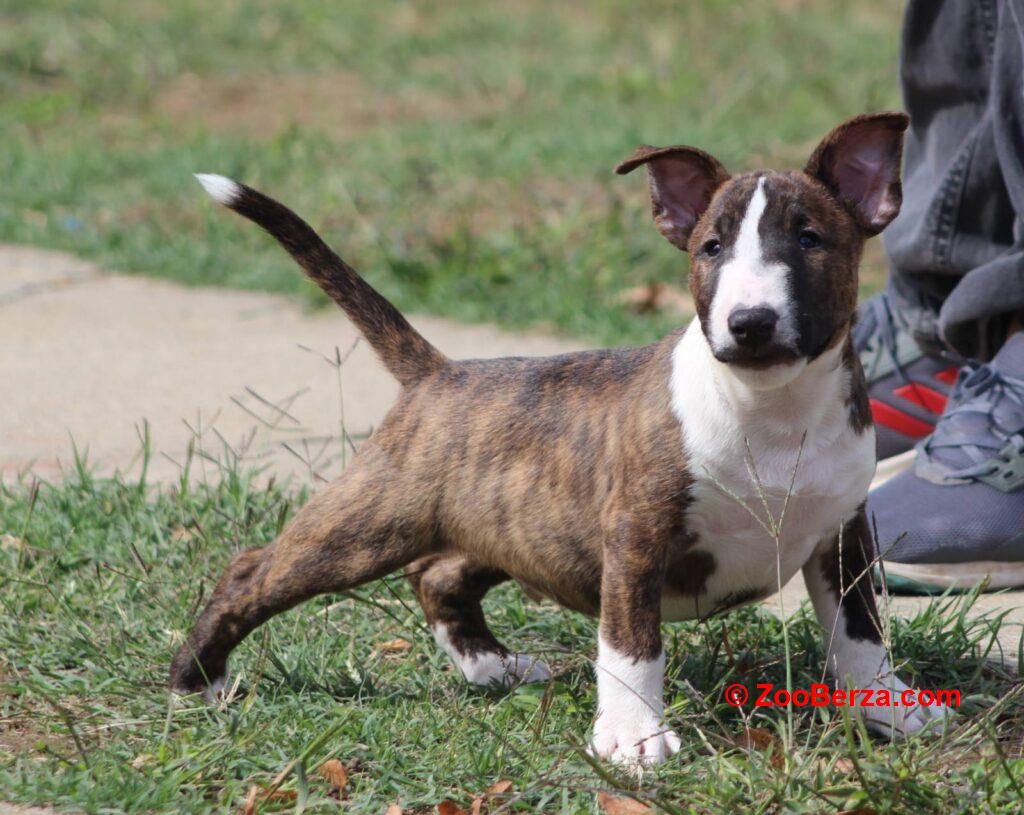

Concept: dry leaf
[[734, 727, 784, 769], [378, 638, 413, 654], [240, 783, 297, 813], [384, 806, 403, 815], [738, 727, 775, 750], [242, 785, 258, 815], [814, 755, 856, 776], [597, 791, 650, 814], [318, 758, 350, 790], [0, 534, 23, 551], [437, 801, 468, 815], [485, 780, 512, 795], [469, 777, 514, 813], [130, 752, 153, 769], [834, 757, 856, 774], [616, 282, 694, 316]]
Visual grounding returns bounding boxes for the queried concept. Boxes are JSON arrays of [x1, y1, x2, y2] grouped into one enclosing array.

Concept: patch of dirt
[[0, 668, 76, 760], [151, 71, 508, 138], [0, 701, 76, 761], [0, 719, 51, 758]]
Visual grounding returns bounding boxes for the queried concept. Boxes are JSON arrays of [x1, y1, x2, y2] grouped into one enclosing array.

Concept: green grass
[[10, 4, 1017, 813], [2, 453, 1024, 813], [0, 0, 898, 346]]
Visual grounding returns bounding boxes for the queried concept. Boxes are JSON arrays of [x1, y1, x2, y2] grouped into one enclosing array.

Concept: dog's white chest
[[661, 323, 875, 621]]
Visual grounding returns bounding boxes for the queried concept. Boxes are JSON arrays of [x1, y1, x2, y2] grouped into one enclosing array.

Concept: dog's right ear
[[616, 145, 729, 251]]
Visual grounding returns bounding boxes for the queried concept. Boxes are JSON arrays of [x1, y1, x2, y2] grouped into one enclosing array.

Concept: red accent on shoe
[[893, 383, 948, 414], [870, 398, 935, 438], [934, 365, 960, 385]]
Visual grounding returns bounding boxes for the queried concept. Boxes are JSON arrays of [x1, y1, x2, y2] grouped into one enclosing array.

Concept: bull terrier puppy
[[171, 113, 947, 765]]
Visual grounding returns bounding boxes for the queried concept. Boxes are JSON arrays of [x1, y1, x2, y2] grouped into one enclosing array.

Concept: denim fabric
[[885, 0, 1024, 360]]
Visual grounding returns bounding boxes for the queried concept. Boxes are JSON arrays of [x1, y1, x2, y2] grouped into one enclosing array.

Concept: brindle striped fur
[[171, 114, 905, 702]]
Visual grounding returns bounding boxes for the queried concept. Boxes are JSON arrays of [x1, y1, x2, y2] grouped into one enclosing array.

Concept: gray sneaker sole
[[882, 559, 1024, 591], [870, 449, 917, 490]]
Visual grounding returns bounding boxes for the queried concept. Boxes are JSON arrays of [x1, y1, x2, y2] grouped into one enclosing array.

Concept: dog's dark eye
[[703, 239, 722, 257], [798, 229, 821, 250]]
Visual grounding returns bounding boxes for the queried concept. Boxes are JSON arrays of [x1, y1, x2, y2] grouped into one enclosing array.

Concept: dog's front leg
[[802, 507, 949, 737], [590, 520, 680, 766]]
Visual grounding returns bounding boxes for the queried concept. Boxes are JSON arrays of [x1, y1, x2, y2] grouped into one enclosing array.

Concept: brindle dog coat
[[172, 114, 948, 766]]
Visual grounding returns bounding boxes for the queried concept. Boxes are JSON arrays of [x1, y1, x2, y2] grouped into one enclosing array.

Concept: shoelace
[[853, 291, 963, 383], [922, 363, 1024, 480], [853, 292, 908, 382]]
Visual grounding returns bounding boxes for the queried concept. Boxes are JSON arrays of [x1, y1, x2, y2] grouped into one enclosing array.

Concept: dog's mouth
[[712, 343, 803, 370]]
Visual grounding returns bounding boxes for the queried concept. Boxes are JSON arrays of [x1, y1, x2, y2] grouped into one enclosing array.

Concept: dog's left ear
[[805, 112, 910, 236], [616, 145, 730, 251]]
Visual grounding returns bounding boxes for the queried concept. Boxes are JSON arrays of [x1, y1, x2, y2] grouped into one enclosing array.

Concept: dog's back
[[366, 340, 692, 612]]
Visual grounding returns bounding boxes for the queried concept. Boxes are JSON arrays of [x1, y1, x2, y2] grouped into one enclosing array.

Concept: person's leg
[[864, 0, 1024, 593], [885, 0, 1020, 359], [856, 0, 1021, 473], [936, 0, 1024, 356]]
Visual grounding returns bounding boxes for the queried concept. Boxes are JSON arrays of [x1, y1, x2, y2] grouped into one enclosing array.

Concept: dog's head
[[618, 112, 908, 389]]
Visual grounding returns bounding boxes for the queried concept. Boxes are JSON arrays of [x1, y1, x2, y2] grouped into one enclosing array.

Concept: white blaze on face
[[708, 177, 797, 354]]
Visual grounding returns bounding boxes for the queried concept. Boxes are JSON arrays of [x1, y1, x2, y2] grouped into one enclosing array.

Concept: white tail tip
[[194, 173, 240, 205]]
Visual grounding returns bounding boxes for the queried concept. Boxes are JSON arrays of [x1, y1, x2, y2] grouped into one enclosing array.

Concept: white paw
[[431, 624, 550, 688], [170, 674, 226, 705], [203, 675, 228, 703], [857, 675, 952, 738], [590, 712, 681, 767], [461, 651, 551, 688], [503, 653, 552, 684], [591, 636, 677, 767]]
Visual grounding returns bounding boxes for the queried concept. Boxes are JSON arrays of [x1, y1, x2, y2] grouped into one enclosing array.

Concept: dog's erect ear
[[616, 146, 730, 251], [805, 112, 909, 236]]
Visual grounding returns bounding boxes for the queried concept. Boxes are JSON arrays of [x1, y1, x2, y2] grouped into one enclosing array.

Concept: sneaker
[[854, 292, 963, 486], [869, 333, 1024, 593]]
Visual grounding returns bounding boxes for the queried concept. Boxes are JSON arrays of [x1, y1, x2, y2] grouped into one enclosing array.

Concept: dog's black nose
[[727, 307, 778, 348]]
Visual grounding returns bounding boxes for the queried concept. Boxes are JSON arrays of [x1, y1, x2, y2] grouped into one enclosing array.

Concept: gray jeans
[[887, 0, 1024, 360]]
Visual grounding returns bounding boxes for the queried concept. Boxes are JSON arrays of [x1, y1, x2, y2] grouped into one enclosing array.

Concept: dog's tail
[[194, 174, 447, 387]]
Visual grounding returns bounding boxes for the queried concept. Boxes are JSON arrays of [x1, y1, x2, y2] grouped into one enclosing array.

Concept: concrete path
[[0, 245, 584, 486], [2, 244, 1021, 659]]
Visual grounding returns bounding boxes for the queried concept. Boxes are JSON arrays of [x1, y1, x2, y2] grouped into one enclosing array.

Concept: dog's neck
[[673, 320, 850, 438]]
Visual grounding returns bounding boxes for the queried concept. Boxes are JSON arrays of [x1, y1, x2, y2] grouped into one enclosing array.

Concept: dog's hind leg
[[169, 448, 432, 698], [406, 555, 551, 687]]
